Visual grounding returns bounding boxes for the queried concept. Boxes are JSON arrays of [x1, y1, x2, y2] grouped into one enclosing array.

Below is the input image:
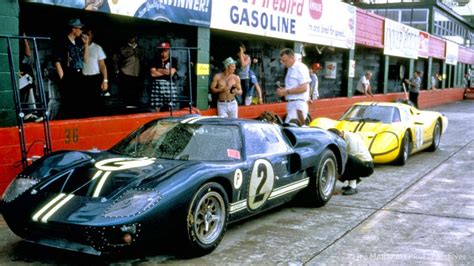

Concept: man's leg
[[229, 101, 238, 118]]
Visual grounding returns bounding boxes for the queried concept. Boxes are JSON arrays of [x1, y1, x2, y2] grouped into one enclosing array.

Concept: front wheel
[[303, 149, 337, 207], [427, 120, 441, 152], [185, 182, 228, 257]]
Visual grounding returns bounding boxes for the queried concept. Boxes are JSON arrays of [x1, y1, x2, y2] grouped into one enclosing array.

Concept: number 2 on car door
[[248, 159, 275, 210]]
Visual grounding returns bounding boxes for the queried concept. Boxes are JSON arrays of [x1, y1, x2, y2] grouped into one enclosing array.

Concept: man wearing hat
[[209, 57, 242, 118], [54, 18, 89, 119], [150, 42, 178, 111]]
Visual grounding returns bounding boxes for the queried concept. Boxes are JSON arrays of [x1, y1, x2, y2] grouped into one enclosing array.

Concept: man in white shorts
[[210, 57, 242, 118], [276, 48, 311, 125]]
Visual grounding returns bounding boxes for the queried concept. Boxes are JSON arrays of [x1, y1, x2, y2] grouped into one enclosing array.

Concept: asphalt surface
[[0, 100, 473, 265]]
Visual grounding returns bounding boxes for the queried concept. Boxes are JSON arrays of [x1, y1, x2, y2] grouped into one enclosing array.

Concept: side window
[[244, 124, 290, 157], [392, 108, 401, 123], [399, 107, 411, 122]]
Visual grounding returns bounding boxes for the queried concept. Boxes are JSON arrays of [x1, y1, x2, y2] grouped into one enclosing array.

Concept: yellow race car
[[309, 102, 448, 165]]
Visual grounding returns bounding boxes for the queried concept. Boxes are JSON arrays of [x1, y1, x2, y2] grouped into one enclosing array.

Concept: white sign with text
[[384, 19, 420, 59], [211, 0, 356, 49]]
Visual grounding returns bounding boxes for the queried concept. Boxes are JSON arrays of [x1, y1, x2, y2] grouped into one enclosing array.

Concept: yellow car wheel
[[427, 120, 441, 152], [395, 132, 410, 166]]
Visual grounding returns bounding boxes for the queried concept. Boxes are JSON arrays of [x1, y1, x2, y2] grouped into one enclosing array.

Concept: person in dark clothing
[[404, 71, 421, 108], [150, 42, 178, 112], [54, 18, 89, 119], [114, 34, 144, 109]]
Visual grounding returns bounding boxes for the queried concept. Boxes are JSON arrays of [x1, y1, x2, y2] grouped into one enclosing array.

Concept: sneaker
[[341, 186, 351, 191], [342, 187, 358, 195], [34, 116, 44, 122]]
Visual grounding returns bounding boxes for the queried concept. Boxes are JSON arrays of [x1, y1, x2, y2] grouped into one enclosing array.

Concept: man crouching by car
[[328, 128, 374, 195]]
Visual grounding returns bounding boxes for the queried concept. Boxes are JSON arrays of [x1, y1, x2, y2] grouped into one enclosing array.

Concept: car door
[[242, 123, 298, 212], [405, 106, 426, 151]]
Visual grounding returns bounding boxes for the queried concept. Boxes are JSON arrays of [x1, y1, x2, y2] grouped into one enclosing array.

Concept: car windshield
[[110, 121, 242, 161], [340, 105, 400, 124]]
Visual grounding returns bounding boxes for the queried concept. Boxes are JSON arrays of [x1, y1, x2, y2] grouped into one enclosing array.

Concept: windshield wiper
[[132, 128, 143, 157]]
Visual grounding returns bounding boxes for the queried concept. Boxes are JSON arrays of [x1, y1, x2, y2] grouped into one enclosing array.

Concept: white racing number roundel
[[414, 127, 424, 150], [234, 169, 243, 190], [248, 159, 275, 210]]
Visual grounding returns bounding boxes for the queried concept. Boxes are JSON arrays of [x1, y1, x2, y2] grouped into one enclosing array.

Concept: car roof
[[158, 115, 267, 126], [353, 102, 408, 108]]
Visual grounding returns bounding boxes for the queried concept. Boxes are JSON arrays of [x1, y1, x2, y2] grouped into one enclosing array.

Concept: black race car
[[1, 116, 347, 256]]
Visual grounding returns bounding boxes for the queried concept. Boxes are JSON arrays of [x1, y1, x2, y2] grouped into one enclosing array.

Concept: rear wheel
[[427, 120, 441, 152], [304, 149, 337, 207], [185, 182, 228, 257], [395, 132, 410, 166]]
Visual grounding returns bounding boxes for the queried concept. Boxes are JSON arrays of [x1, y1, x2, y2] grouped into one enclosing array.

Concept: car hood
[[337, 120, 396, 136], [336, 120, 404, 155], [7, 151, 209, 226]]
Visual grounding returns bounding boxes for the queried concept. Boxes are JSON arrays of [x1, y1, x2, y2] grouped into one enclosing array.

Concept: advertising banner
[[211, 0, 356, 49], [26, 0, 212, 27], [324, 61, 337, 79], [445, 41, 459, 65], [384, 19, 420, 59], [418, 31, 430, 58]]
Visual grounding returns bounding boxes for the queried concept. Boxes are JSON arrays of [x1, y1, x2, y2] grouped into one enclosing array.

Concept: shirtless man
[[210, 57, 242, 118]]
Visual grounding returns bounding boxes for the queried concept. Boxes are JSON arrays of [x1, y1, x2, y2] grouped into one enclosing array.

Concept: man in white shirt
[[356, 71, 373, 97], [328, 128, 374, 195], [276, 48, 311, 125], [83, 27, 108, 116]]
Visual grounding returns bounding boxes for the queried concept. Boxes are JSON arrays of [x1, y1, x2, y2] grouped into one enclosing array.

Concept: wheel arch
[[325, 144, 343, 175], [201, 176, 233, 203]]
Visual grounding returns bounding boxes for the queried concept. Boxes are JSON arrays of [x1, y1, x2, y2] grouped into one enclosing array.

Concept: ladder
[[0, 35, 52, 169]]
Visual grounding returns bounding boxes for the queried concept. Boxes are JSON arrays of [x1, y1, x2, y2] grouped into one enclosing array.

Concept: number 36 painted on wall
[[64, 128, 79, 144]]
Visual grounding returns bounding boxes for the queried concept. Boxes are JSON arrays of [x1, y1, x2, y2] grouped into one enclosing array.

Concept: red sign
[[309, 0, 323, 20]]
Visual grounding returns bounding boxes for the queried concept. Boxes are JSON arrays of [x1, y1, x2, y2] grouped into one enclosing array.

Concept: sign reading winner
[[211, 0, 356, 49]]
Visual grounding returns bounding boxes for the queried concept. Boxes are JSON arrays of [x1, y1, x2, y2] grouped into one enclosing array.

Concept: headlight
[[2, 176, 39, 203], [103, 189, 162, 218]]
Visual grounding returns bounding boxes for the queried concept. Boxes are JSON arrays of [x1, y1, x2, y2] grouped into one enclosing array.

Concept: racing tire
[[427, 120, 441, 152], [303, 149, 337, 207], [395, 132, 410, 166], [185, 182, 228, 257]]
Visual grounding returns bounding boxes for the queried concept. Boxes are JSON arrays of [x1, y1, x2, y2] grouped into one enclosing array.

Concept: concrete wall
[[0, 1, 19, 127]]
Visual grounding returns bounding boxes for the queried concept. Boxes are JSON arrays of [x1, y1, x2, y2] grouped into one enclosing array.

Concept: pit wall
[[0, 88, 466, 194]]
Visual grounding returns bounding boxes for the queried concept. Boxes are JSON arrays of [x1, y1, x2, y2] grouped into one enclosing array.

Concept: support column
[[448, 64, 452, 88], [442, 62, 447, 88], [454, 63, 459, 87], [195, 27, 210, 110], [427, 57, 433, 90], [0, 1, 19, 127], [409, 59, 415, 78], [347, 49, 355, 97], [383, 55, 390, 94]]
